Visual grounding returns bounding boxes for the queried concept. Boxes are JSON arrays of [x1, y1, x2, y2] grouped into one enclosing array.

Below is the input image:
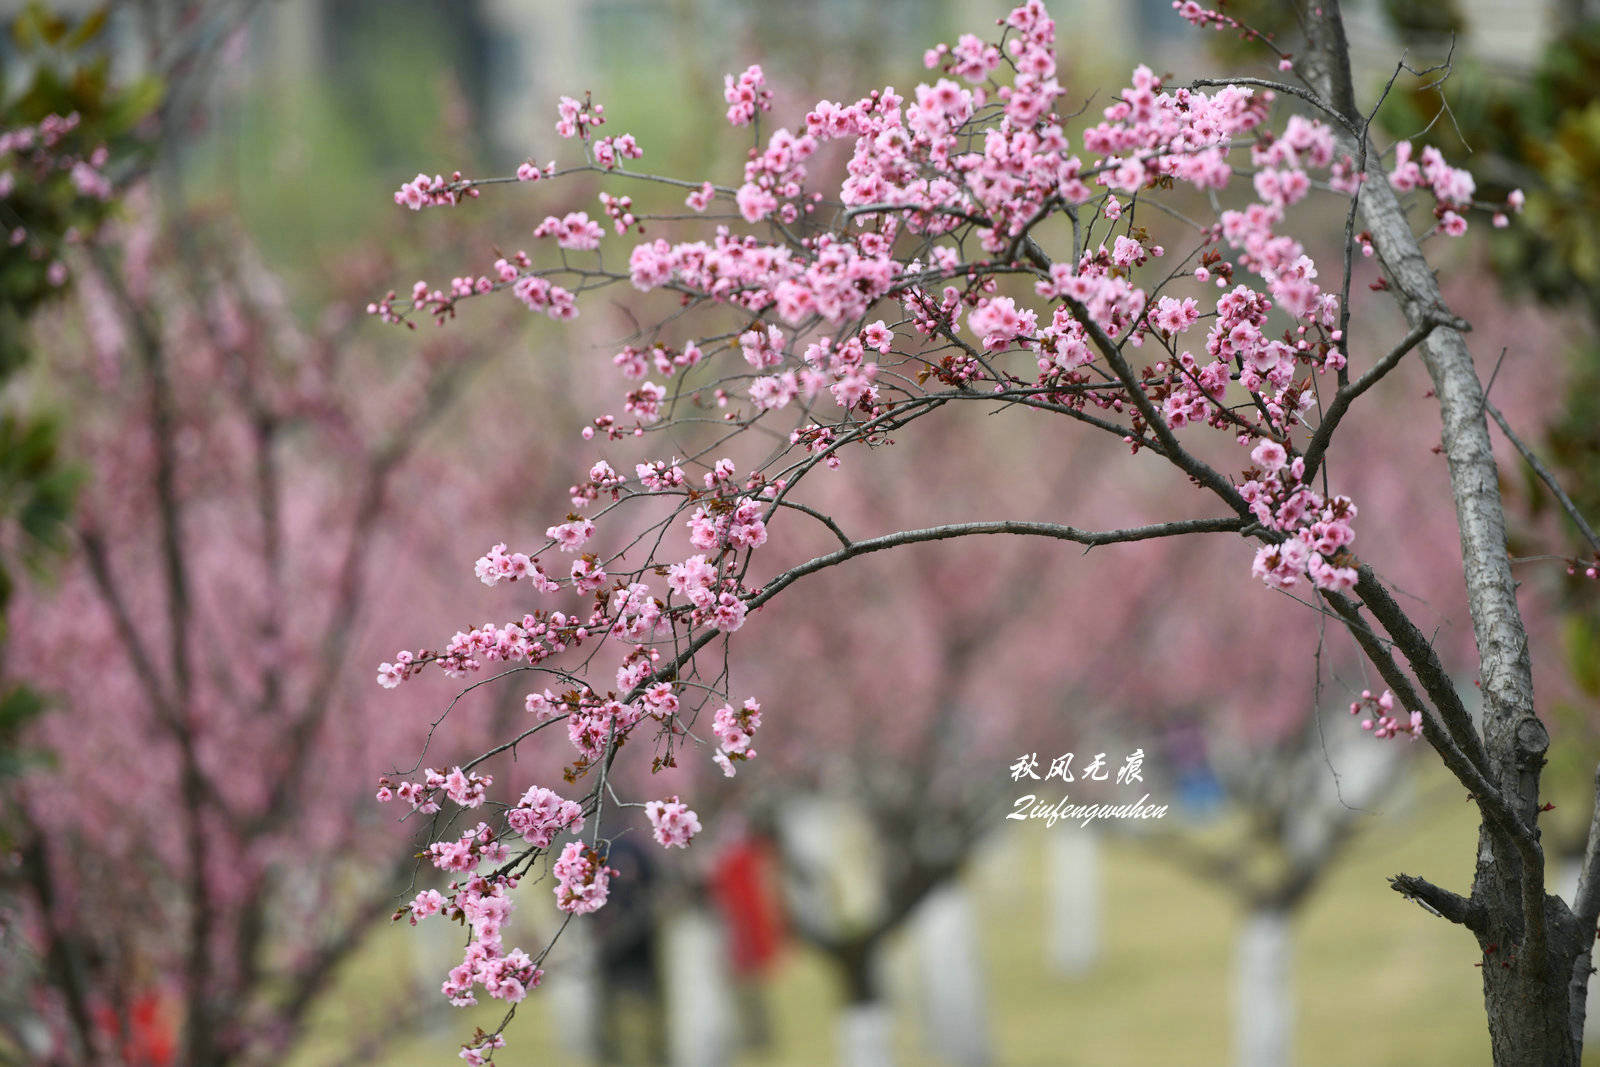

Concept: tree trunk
[[1233, 907, 1293, 1067], [1044, 828, 1101, 976], [1472, 858, 1587, 1066], [545, 918, 601, 1062], [913, 883, 991, 1066], [662, 906, 735, 1067], [835, 941, 893, 1067]]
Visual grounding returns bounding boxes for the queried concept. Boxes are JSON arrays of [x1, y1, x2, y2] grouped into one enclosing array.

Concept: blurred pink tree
[[0, 202, 570, 1065]]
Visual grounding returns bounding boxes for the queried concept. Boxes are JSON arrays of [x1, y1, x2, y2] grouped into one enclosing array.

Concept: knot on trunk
[[1515, 717, 1550, 765]]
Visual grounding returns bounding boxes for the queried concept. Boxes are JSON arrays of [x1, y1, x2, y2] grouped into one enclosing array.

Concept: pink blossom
[[546, 518, 596, 552], [645, 796, 702, 848], [1251, 439, 1288, 472], [686, 181, 716, 211], [534, 211, 604, 251], [724, 65, 774, 126], [506, 786, 585, 847], [553, 842, 613, 914]]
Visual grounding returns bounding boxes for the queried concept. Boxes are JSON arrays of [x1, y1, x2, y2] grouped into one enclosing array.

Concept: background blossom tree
[[0, 191, 584, 1064]]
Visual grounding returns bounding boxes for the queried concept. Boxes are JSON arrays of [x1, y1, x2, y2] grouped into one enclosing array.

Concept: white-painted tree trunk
[[1234, 908, 1293, 1067], [546, 918, 601, 1062], [267, 0, 322, 79], [662, 906, 736, 1067], [914, 883, 991, 1066], [412, 907, 463, 1038], [1045, 828, 1101, 976], [480, 0, 587, 153], [840, 1001, 895, 1067]]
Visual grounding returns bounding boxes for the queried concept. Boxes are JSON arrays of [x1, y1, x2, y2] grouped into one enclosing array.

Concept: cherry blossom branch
[[1018, 241, 1251, 513], [1188, 76, 1362, 138], [1350, 567, 1489, 774], [754, 516, 1249, 604], [1318, 587, 1501, 811], [770, 497, 854, 547]]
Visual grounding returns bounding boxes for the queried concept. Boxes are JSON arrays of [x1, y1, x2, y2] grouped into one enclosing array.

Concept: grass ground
[[292, 763, 1540, 1065]]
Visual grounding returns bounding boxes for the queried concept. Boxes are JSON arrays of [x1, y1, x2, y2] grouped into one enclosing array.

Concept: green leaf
[[105, 74, 165, 133], [64, 8, 108, 51]]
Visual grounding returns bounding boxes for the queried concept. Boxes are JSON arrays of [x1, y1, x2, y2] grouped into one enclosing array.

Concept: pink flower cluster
[[565, 695, 645, 761], [1243, 453, 1359, 593], [687, 496, 769, 553], [968, 296, 1038, 351], [686, 181, 716, 211], [461, 1033, 508, 1065], [428, 821, 508, 873], [534, 211, 604, 251], [924, 33, 1001, 83], [395, 170, 476, 210], [1387, 141, 1485, 237], [599, 191, 637, 233], [510, 273, 579, 320], [517, 159, 554, 182], [556, 94, 605, 140], [711, 698, 763, 777], [645, 796, 702, 848], [376, 766, 493, 812], [474, 541, 559, 590], [593, 133, 642, 170], [724, 64, 773, 126], [1350, 689, 1422, 740], [506, 785, 586, 846], [553, 841, 614, 914], [736, 126, 816, 223]]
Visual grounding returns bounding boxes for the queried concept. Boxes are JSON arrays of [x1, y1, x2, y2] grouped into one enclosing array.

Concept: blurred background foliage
[[0, 1, 159, 819]]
